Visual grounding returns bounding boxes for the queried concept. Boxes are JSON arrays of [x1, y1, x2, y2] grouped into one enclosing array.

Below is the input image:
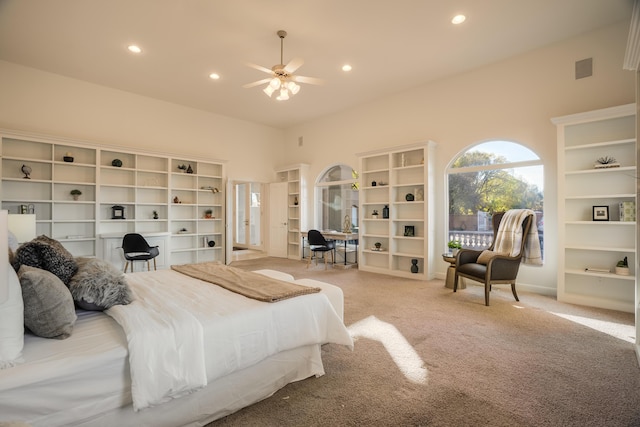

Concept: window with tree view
[[447, 141, 543, 257]]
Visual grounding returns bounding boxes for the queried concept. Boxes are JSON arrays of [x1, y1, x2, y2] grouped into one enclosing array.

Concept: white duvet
[[106, 269, 353, 411]]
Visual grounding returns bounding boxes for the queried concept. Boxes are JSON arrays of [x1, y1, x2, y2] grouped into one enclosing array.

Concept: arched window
[[447, 140, 544, 256], [315, 164, 359, 231]]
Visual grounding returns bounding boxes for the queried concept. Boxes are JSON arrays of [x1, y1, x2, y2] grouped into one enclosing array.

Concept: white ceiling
[[0, 0, 633, 129]]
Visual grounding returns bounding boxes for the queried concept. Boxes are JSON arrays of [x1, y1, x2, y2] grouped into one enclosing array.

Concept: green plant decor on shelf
[[615, 256, 630, 276], [70, 189, 82, 200]]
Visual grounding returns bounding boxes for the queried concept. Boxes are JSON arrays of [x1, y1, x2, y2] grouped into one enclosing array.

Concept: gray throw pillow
[[13, 235, 78, 285], [18, 265, 77, 339], [68, 257, 133, 311]]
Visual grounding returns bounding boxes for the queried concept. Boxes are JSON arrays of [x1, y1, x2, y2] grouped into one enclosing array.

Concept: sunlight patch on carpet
[[550, 312, 635, 343], [348, 315, 428, 384]]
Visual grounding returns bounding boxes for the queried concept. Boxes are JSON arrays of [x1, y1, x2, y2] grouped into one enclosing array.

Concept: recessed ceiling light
[[451, 14, 466, 25], [127, 45, 142, 54], [342, 64, 352, 72], [209, 73, 220, 80]]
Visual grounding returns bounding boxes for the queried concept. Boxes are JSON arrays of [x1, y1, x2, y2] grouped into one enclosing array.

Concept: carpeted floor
[[207, 257, 640, 426]]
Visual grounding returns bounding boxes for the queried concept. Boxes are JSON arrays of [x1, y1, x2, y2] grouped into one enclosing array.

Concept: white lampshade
[[263, 85, 276, 97], [8, 214, 36, 244], [287, 81, 300, 95], [269, 77, 281, 89], [276, 88, 289, 101]]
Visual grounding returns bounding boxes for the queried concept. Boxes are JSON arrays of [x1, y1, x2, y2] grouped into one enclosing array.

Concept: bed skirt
[[67, 344, 325, 427]]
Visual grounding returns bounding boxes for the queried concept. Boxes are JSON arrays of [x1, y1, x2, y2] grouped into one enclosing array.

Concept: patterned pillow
[[18, 265, 77, 339], [69, 257, 133, 311], [12, 235, 78, 285]]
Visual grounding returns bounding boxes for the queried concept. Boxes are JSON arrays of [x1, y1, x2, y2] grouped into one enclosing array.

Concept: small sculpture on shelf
[[411, 259, 419, 274], [594, 156, 620, 169], [372, 209, 379, 219], [177, 164, 187, 172], [294, 196, 299, 205], [152, 210, 159, 219], [70, 189, 82, 201], [21, 164, 32, 179], [204, 209, 213, 219], [112, 158, 123, 167], [173, 196, 180, 204], [186, 164, 194, 174], [343, 215, 351, 233], [374, 242, 382, 251]]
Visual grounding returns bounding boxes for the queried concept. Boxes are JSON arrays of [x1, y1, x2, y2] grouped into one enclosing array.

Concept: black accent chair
[[306, 230, 336, 269], [121, 233, 160, 273], [453, 211, 534, 306]]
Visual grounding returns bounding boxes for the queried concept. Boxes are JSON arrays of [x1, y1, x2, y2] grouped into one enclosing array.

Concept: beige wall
[[0, 60, 283, 183], [282, 21, 635, 294], [0, 21, 635, 295]]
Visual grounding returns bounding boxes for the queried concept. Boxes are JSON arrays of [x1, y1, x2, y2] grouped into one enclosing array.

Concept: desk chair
[[307, 230, 335, 269], [121, 233, 159, 273]]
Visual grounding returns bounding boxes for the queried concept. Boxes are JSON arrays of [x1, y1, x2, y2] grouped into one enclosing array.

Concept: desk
[[301, 231, 359, 267]]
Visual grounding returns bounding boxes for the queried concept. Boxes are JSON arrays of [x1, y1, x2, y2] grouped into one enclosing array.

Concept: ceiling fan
[[243, 30, 323, 101]]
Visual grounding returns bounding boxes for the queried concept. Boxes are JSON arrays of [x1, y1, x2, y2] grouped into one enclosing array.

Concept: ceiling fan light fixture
[[245, 30, 323, 100], [287, 81, 300, 95], [263, 85, 276, 97], [269, 77, 281, 89], [276, 88, 290, 101]]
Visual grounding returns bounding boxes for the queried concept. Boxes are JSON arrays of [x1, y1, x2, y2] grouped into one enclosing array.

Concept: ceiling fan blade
[[243, 78, 271, 89], [284, 57, 304, 73], [292, 75, 324, 85], [246, 63, 274, 75]]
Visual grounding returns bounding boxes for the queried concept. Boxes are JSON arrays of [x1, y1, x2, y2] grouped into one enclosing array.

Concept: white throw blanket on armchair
[[493, 209, 542, 265]]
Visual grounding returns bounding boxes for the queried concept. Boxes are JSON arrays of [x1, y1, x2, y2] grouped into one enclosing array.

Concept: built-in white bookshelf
[[0, 130, 226, 268], [357, 141, 435, 279], [275, 164, 309, 259], [553, 104, 636, 313]]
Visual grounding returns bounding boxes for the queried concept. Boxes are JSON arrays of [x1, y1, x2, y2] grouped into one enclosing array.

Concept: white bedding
[[107, 269, 353, 411], [0, 268, 353, 426]]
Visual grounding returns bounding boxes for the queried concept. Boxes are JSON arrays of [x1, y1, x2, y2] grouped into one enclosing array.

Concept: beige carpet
[[207, 257, 640, 426]]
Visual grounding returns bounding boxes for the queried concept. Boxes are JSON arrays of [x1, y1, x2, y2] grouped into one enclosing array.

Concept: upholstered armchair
[[453, 210, 536, 306]]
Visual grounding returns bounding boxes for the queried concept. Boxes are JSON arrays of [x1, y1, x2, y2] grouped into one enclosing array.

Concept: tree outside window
[[447, 141, 544, 257]]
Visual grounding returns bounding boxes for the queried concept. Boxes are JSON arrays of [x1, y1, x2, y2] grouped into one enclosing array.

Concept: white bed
[[0, 212, 353, 426]]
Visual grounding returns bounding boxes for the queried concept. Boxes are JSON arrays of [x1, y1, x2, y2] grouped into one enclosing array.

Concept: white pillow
[[0, 263, 24, 368]]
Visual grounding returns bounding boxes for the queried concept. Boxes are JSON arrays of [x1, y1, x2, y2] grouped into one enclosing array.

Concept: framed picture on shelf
[[592, 206, 609, 221], [404, 225, 415, 237]]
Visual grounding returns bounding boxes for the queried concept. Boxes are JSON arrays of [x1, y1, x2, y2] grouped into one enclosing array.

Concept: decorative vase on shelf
[[382, 205, 389, 219], [411, 259, 419, 273]]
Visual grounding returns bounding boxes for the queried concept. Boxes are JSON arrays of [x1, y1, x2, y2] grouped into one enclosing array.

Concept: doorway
[[232, 181, 264, 257]]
